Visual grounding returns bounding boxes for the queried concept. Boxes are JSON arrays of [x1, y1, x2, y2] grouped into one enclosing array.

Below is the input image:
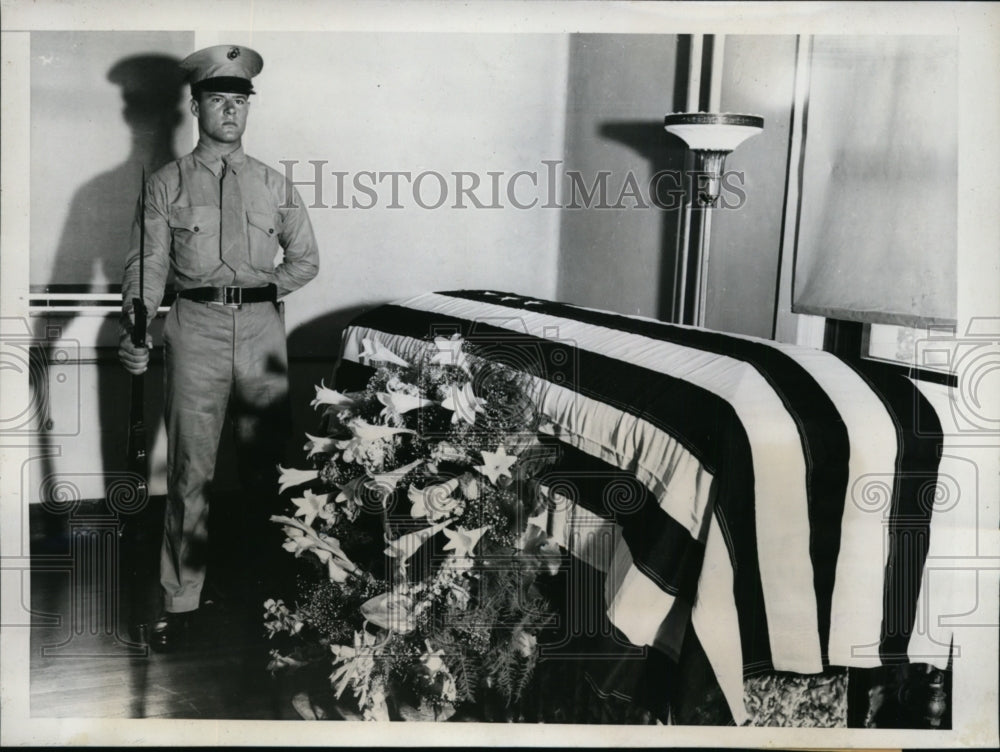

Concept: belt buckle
[[223, 286, 242, 308]]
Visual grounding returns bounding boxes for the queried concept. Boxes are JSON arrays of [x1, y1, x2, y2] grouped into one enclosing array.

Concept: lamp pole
[[664, 112, 764, 326]]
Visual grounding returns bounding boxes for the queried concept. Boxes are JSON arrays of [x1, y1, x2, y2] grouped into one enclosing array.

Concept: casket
[[332, 289, 962, 724]]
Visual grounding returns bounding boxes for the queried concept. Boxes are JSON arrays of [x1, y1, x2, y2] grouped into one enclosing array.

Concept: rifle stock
[[127, 169, 149, 496]]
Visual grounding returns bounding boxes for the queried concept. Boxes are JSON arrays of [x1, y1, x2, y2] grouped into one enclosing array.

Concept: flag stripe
[[846, 362, 944, 663], [783, 345, 900, 668], [539, 437, 706, 602], [692, 515, 748, 724]]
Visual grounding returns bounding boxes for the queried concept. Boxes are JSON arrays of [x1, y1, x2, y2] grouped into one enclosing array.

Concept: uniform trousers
[[160, 296, 290, 613]]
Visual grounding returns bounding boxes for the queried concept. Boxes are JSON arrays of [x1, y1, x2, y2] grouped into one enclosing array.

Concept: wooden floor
[[29, 498, 302, 720]]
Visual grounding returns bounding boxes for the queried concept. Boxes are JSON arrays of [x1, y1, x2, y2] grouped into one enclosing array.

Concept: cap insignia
[[227, 47, 241, 60]]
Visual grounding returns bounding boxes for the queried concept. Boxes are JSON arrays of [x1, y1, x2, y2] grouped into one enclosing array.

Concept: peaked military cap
[[179, 44, 263, 97]]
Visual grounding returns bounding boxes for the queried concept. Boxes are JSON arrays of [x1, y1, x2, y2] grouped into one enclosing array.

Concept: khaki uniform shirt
[[122, 141, 319, 323]]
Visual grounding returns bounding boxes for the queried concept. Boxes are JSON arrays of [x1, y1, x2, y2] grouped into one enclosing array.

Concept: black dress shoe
[[149, 611, 194, 653]]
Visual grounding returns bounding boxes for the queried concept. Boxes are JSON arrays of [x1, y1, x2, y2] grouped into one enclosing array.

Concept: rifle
[[124, 169, 152, 649], [127, 168, 149, 502]]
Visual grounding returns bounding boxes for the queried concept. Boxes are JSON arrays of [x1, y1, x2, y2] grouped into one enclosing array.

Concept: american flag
[[337, 289, 964, 722]]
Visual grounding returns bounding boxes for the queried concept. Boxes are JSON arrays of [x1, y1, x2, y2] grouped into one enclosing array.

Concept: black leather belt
[[177, 284, 277, 307]]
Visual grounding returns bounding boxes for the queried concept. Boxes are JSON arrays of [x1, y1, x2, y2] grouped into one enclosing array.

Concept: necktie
[[220, 156, 247, 272]]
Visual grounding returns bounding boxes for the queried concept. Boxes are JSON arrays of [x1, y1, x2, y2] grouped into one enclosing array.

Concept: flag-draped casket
[[333, 290, 962, 722]]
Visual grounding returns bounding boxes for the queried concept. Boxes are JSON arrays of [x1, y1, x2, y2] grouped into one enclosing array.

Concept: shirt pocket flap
[[168, 206, 219, 235], [247, 210, 280, 237]]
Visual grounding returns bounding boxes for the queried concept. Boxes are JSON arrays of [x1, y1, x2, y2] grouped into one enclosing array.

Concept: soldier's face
[[191, 91, 249, 145]]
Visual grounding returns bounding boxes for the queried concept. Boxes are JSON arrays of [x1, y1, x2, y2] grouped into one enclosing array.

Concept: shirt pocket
[[247, 210, 282, 270], [168, 206, 220, 277]]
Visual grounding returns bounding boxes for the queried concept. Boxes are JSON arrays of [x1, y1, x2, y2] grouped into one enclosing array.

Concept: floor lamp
[[664, 112, 764, 326]]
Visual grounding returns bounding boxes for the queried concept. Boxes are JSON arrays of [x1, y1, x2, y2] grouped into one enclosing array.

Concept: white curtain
[[792, 36, 957, 328]]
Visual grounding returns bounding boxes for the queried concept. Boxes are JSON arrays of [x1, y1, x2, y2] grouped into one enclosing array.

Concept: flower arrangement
[[264, 334, 562, 721]]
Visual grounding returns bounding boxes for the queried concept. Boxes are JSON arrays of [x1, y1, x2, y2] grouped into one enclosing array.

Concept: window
[[824, 319, 957, 387]]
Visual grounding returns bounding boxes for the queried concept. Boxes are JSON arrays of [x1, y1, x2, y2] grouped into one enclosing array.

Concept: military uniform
[[121, 45, 319, 617]]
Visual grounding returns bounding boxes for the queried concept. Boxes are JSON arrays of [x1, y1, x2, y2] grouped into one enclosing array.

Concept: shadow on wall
[[554, 33, 693, 322], [599, 120, 689, 321], [35, 54, 185, 530], [51, 54, 186, 290], [287, 305, 373, 362]]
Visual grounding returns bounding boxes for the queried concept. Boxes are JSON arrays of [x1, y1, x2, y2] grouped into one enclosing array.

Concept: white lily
[[291, 489, 334, 526], [420, 640, 448, 675], [429, 333, 472, 372], [407, 477, 462, 521], [277, 465, 319, 494], [310, 380, 355, 410], [271, 514, 359, 574], [377, 391, 433, 414], [334, 476, 368, 506], [365, 458, 424, 500], [475, 445, 517, 484], [281, 527, 312, 557], [458, 472, 480, 500], [360, 591, 416, 634], [441, 525, 488, 559], [303, 433, 339, 458], [384, 519, 450, 562], [360, 337, 410, 367], [440, 382, 487, 425], [312, 548, 352, 582], [341, 418, 416, 442], [330, 630, 381, 701]]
